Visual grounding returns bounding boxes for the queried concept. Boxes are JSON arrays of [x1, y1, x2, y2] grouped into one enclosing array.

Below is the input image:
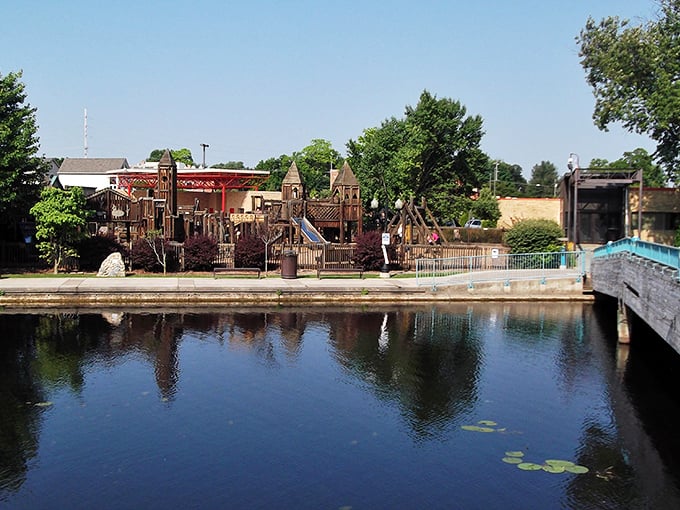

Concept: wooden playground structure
[[85, 150, 474, 270]]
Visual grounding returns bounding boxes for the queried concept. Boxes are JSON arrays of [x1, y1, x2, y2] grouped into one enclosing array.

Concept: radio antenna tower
[[84, 108, 88, 158]]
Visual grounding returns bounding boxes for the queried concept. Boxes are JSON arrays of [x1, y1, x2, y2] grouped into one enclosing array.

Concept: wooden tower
[[331, 161, 363, 239], [156, 149, 178, 237]]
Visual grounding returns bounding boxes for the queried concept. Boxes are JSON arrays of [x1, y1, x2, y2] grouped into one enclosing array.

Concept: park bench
[[213, 267, 262, 279], [316, 266, 364, 279]]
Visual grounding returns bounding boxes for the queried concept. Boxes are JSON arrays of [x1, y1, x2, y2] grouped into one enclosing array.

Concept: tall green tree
[[147, 148, 195, 167], [347, 90, 489, 222], [0, 71, 47, 233], [527, 161, 558, 197], [256, 139, 342, 196], [578, 1, 680, 181], [30, 187, 91, 273], [293, 139, 342, 197]]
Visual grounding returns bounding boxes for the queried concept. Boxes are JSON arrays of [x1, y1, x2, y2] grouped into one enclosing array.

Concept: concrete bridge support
[[617, 302, 630, 344]]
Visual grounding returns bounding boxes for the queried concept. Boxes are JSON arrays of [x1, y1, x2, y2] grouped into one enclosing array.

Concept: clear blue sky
[[2, 0, 659, 178]]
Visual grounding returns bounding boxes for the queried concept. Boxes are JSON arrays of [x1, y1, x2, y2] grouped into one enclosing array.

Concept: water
[[1, 303, 679, 509]]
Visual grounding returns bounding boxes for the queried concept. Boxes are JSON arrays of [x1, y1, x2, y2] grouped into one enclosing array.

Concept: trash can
[[281, 250, 298, 279]]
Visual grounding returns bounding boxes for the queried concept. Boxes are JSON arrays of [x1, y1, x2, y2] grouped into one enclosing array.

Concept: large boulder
[[97, 252, 126, 277]]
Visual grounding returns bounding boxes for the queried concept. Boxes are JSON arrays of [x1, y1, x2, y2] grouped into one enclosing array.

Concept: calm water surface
[[1, 303, 680, 509]]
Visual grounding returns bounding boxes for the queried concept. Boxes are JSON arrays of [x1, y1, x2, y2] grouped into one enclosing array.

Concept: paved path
[[0, 271, 591, 307]]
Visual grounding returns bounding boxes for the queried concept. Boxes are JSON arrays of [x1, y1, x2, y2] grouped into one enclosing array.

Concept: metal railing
[[415, 250, 586, 289], [593, 237, 680, 275]]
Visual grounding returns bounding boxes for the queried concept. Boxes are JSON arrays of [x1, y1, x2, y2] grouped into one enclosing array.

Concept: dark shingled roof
[[59, 158, 129, 175]]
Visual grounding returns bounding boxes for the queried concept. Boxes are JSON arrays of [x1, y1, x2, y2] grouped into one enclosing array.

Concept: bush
[[504, 219, 562, 254], [76, 234, 129, 271], [131, 237, 178, 272], [183, 234, 218, 271], [353, 230, 388, 270], [234, 235, 264, 269]]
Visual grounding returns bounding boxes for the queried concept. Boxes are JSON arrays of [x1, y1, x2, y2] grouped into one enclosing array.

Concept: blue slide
[[292, 217, 328, 244]]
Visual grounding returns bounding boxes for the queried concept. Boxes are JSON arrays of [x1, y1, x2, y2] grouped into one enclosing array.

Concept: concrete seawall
[[0, 275, 592, 307]]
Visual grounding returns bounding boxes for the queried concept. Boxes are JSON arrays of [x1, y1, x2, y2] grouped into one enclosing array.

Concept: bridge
[[591, 238, 680, 354]]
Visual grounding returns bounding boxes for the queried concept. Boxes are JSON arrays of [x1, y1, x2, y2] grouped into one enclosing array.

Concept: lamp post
[[394, 197, 405, 268], [567, 153, 580, 246], [371, 195, 392, 275]]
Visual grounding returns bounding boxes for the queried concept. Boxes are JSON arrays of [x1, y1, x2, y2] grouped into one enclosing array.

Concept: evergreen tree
[[0, 71, 47, 237]]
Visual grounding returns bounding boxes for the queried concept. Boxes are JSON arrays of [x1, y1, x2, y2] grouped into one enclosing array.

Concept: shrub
[[131, 237, 178, 272], [234, 235, 265, 269], [76, 234, 129, 271], [183, 234, 218, 271], [353, 230, 385, 270], [504, 219, 562, 254]]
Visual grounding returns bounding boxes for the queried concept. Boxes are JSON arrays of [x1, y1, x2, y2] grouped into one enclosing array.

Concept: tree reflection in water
[[1, 305, 679, 508]]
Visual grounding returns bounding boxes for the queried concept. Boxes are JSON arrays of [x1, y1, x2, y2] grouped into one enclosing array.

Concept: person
[[432, 231, 440, 244], [427, 233, 433, 245]]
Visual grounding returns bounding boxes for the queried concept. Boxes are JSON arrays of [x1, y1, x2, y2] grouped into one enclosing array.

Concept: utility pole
[[84, 108, 88, 158], [200, 143, 209, 168]]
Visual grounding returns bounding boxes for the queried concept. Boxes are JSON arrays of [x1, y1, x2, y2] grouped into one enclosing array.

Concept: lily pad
[[461, 425, 495, 432], [517, 462, 543, 471], [542, 465, 566, 474], [477, 420, 497, 426], [564, 465, 589, 474], [502, 457, 523, 464], [505, 451, 524, 457], [545, 459, 575, 468]]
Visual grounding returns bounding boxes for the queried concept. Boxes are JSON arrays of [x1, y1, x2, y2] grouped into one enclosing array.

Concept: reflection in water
[[0, 305, 679, 508]]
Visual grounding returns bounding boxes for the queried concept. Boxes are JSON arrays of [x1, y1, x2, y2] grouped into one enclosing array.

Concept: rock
[[97, 252, 126, 277]]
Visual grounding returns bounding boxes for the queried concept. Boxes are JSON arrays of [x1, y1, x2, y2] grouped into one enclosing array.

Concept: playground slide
[[292, 217, 328, 244]]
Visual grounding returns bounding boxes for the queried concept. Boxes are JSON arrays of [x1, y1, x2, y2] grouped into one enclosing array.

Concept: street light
[[568, 153, 580, 246]]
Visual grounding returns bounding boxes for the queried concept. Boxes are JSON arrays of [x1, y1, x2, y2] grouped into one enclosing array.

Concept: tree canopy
[[588, 148, 667, 187], [211, 161, 245, 169], [147, 148, 195, 167], [0, 71, 47, 232], [256, 139, 342, 196], [578, 1, 680, 181], [347, 90, 489, 223], [490, 161, 526, 197], [527, 161, 558, 197]]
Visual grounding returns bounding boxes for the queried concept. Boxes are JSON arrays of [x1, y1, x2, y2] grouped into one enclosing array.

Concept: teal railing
[[593, 237, 680, 273]]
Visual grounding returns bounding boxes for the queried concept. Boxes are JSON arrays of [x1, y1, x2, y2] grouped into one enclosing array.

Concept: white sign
[[491, 248, 499, 259], [381, 233, 391, 246], [230, 213, 255, 224]]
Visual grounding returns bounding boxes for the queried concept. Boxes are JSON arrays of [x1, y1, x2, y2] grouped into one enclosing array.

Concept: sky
[[1, 0, 661, 178]]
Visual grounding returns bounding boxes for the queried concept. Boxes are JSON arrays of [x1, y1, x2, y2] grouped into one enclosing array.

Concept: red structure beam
[[115, 171, 269, 193]]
